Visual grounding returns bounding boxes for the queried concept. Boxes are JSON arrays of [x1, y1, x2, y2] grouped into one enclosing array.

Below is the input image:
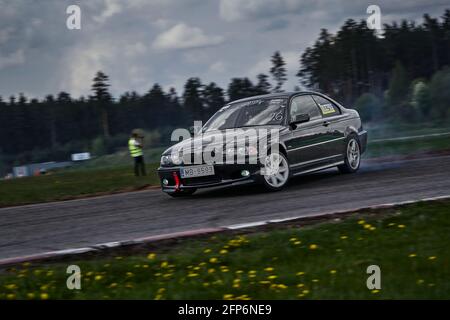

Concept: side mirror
[[290, 114, 310, 128]]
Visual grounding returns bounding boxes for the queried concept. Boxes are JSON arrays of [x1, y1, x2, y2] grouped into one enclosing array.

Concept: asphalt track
[[1, 155, 450, 260]]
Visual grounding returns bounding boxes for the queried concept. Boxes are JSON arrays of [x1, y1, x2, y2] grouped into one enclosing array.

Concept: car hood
[[162, 125, 286, 155]]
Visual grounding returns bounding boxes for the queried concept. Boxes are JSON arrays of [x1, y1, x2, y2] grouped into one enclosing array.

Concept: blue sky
[[0, 0, 448, 99]]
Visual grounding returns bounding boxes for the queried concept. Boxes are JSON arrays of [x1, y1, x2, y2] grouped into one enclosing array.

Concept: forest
[[0, 9, 449, 174]]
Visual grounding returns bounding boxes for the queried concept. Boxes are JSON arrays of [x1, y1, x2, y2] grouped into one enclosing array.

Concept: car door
[[285, 94, 330, 169], [311, 94, 346, 159]]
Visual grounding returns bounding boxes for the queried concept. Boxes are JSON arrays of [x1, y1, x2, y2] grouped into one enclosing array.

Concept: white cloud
[[219, 0, 304, 22], [152, 23, 224, 50], [124, 42, 147, 57], [93, 0, 122, 24], [209, 61, 227, 73], [0, 49, 25, 69]]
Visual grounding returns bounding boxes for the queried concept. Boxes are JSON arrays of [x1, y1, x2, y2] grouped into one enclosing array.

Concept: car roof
[[229, 91, 325, 104]]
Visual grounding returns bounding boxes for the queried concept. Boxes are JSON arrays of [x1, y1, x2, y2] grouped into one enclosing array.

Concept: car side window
[[290, 95, 321, 122], [312, 95, 341, 117]]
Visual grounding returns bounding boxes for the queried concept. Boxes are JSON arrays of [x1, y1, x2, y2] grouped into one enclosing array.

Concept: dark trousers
[[133, 155, 146, 176]]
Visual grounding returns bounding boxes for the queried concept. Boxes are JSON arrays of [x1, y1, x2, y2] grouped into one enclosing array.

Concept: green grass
[[0, 163, 160, 207], [1, 200, 449, 300], [366, 134, 450, 158]]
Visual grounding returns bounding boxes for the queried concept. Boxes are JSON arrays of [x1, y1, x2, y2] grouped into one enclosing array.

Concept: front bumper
[[157, 164, 261, 193]]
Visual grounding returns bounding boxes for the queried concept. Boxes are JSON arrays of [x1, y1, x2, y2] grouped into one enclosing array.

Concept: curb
[[1, 194, 449, 267]]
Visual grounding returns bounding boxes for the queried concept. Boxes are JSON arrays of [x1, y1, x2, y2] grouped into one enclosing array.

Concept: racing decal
[[319, 103, 335, 115]]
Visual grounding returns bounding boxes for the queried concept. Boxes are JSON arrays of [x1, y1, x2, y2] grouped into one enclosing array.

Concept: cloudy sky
[[0, 0, 448, 99]]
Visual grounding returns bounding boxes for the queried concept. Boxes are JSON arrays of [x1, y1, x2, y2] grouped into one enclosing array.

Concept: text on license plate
[[180, 165, 215, 178]]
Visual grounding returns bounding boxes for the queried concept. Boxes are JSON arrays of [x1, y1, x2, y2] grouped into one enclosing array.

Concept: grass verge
[[1, 200, 449, 300], [0, 163, 160, 207]]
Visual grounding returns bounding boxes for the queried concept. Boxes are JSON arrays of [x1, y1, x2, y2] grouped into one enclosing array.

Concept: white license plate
[[180, 165, 215, 178]]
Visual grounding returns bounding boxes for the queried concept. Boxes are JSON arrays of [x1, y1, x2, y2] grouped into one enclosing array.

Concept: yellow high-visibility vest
[[129, 138, 143, 157]]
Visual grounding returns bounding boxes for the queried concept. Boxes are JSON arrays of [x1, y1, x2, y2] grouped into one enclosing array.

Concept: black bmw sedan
[[158, 91, 367, 197]]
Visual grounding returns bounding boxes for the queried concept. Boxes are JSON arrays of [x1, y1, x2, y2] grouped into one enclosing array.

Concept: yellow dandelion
[[204, 249, 212, 253], [40, 285, 48, 291], [277, 284, 288, 289], [408, 253, 417, 258], [161, 261, 169, 268], [221, 268, 229, 273], [109, 283, 118, 288], [428, 283, 435, 287], [296, 272, 305, 276], [416, 279, 425, 285], [297, 283, 305, 288], [358, 220, 365, 225], [115, 256, 123, 260], [249, 270, 257, 274], [428, 256, 437, 261], [259, 280, 270, 285], [289, 237, 298, 242], [312, 279, 319, 283], [371, 289, 380, 294], [267, 275, 278, 280], [203, 282, 210, 287], [95, 275, 103, 281], [157, 288, 166, 293], [340, 235, 348, 240], [388, 222, 396, 227], [309, 244, 318, 250], [40, 293, 49, 300], [209, 257, 218, 264], [223, 294, 234, 300], [330, 270, 337, 275], [6, 293, 16, 300], [188, 273, 199, 277], [208, 268, 215, 274], [294, 241, 301, 245], [26, 293, 35, 299], [363, 224, 372, 229], [220, 249, 228, 255], [398, 224, 406, 229], [5, 284, 18, 290], [369, 227, 376, 231], [232, 283, 240, 288], [302, 289, 310, 294]]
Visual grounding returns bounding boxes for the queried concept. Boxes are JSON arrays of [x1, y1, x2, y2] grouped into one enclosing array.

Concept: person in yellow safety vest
[[129, 132, 146, 176]]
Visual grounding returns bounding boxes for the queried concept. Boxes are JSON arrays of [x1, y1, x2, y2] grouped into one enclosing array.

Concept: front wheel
[[338, 135, 361, 174], [261, 152, 290, 191], [167, 188, 197, 198]]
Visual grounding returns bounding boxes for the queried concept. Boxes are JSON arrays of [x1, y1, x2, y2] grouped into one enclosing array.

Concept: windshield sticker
[[319, 103, 335, 115], [272, 111, 284, 121]]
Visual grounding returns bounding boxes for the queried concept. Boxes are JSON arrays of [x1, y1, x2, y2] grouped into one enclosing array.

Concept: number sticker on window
[[319, 103, 335, 115]]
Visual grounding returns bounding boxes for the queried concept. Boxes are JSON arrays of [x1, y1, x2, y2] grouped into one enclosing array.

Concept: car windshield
[[203, 98, 287, 132]]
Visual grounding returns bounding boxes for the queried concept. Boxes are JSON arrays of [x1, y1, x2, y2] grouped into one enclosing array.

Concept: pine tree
[[91, 71, 112, 138], [255, 74, 271, 95], [270, 51, 287, 92]]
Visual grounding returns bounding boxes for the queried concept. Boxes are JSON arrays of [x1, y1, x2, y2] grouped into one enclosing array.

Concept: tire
[[338, 134, 361, 174], [167, 188, 197, 198], [260, 151, 290, 191]]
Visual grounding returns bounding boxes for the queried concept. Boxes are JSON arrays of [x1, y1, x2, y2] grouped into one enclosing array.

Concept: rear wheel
[[167, 188, 197, 198], [261, 152, 290, 191], [338, 135, 361, 173]]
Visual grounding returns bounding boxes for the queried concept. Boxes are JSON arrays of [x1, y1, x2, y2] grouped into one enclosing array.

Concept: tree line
[[0, 9, 449, 173]]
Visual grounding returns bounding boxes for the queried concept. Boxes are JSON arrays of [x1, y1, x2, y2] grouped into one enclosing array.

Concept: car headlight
[[160, 155, 172, 166], [160, 153, 183, 166]]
